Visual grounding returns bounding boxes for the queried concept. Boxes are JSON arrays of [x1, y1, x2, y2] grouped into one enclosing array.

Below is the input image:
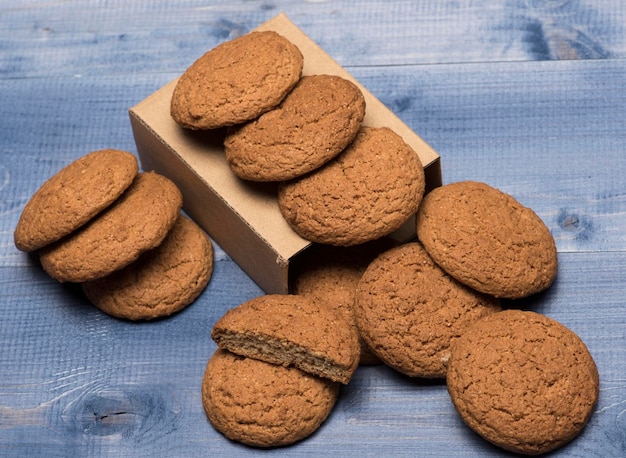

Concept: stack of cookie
[[14, 148, 214, 321], [204, 293, 360, 447], [170, 30, 426, 248]]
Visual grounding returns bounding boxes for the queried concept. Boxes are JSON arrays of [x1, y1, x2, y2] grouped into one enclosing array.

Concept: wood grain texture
[[0, 0, 624, 79], [352, 58, 626, 253], [1, 252, 625, 457], [1, 0, 625, 456]]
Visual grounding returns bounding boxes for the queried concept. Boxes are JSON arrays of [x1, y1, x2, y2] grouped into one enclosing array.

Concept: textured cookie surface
[[416, 181, 558, 299], [354, 242, 501, 378], [40, 172, 183, 283], [170, 31, 303, 130], [278, 126, 425, 246], [202, 349, 339, 447], [211, 294, 360, 384], [82, 215, 213, 320], [14, 149, 138, 252], [291, 239, 397, 365], [446, 309, 599, 455], [224, 74, 366, 181]]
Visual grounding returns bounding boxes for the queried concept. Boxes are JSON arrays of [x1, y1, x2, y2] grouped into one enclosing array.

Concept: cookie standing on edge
[[446, 309, 599, 455], [224, 74, 366, 181], [170, 31, 304, 130], [14, 149, 138, 252], [82, 215, 213, 320], [416, 181, 558, 299], [354, 242, 501, 378], [211, 294, 360, 384], [40, 172, 183, 283], [202, 349, 340, 448], [278, 126, 425, 246]]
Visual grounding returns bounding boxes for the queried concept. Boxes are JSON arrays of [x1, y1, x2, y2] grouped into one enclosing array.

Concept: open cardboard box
[[129, 13, 441, 294]]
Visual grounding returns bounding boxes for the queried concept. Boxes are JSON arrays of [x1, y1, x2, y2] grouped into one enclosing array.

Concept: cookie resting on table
[[202, 349, 339, 448], [82, 215, 213, 320], [446, 309, 599, 455], [416, 180, 558, 299], [354, 242, 501, 378]]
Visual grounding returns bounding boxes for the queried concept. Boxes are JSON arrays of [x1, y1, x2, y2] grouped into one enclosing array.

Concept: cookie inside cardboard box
[[129, 12, 441, 294]]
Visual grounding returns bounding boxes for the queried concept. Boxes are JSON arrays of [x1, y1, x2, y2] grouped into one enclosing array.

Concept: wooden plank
[[1, 0, 624, 80], [1, 1, 625, 456], [0, 250, 624, 456]]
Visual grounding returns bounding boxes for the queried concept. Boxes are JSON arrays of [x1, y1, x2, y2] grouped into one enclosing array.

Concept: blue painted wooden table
[[1, 1, 625, 456]]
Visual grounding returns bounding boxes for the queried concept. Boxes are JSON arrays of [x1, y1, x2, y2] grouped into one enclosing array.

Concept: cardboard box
[[129, 13, 441, 294]]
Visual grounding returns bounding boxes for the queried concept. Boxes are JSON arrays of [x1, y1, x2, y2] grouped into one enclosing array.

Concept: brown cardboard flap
[[129, 13, 441, 294]]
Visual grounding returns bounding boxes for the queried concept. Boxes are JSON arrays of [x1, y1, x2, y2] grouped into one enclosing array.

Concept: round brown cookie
[[170, 31, 303, 130], [353, 242, 501, 378], [211, 294, 360, 384], [291, 239, 398, 365], [446, 309, 599, 455], [14, 149, 138, 252], [224, 74, 366, 181], [202, 349, 340, 448], [81, 215, 213, 320], [416, 181, 558, 299], [39, 172, 183, 283], [278, 126, 425, 246]]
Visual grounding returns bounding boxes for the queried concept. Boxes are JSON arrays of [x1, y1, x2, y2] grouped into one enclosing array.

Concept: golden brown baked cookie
[[211, 294, 360, 384], [40, 172, 183, 283], [81, 215, 213, 320], [170, 31, 303, 130], [291, 239, 398, 366], [416, 181, 558, 299], [446, 309, 599, 455], [354, 242, 501, 378], [278, 126, 425, 246], [224, 74, 366, 181], [202, 349, 340, 448], [14, 149, 138, 252]]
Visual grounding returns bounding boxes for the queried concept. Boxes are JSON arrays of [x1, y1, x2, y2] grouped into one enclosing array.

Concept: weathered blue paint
[[1, 1, 625, 456]]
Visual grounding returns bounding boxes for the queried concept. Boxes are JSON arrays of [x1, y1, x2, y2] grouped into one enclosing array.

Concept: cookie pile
[[361, 181, 598, 455], [170, 30, 426, 248], [204, 294, 360, 446], [14, 148, 214, 321], [170, 29, 599, 454]]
